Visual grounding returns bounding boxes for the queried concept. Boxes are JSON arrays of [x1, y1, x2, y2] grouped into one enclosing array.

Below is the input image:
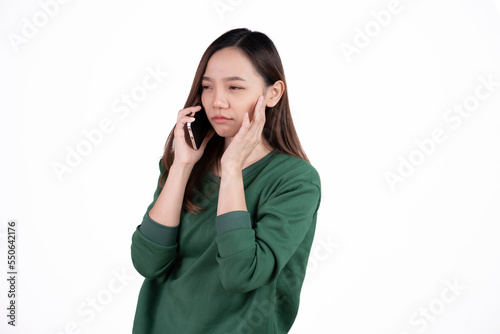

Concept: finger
[[231, 112, 250, 143], [178, 105, 202, 119], [174, 114, 196, 135], [178, 115, 196, 126], [176, 105, 202, 129], [248, 96, 266, 136], [250, 96, 262, 122], [252, 96, 266, 125], [241, 112, 251, 132]]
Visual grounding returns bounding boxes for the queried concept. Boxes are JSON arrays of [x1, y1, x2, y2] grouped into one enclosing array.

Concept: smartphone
[[185, 105, 212, 150]]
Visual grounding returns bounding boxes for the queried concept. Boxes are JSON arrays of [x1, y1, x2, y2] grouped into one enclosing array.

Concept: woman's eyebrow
[[202, 76, 246, 82]]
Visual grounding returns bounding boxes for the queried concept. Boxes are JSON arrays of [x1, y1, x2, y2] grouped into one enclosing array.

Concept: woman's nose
[[212, 88, 228, 109]]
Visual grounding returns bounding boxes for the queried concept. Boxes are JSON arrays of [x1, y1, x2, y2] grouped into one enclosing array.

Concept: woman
[[131, 28, 321, 333]]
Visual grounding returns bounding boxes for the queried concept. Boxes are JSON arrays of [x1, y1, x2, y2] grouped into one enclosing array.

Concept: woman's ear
[[265, 80, 285, 107]]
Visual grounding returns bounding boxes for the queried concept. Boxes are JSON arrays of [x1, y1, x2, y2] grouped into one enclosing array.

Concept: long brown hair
[[160, 28, 309, 213]]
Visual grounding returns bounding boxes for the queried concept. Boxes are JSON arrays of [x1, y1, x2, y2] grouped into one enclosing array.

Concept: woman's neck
[[211, 137, 273, 177], [241, 141, 274, 170]]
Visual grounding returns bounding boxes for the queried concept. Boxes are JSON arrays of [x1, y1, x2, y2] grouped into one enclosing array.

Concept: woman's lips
[[212, 116, 232, 123]]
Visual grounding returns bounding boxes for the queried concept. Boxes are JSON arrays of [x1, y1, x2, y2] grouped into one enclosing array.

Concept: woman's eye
[[201, 85, 211, 90], [229, 86, 243, 90]]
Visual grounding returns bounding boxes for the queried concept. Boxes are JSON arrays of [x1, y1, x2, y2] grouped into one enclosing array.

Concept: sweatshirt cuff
[[216, 211, 252, 235], [139, 211, 178, 246]]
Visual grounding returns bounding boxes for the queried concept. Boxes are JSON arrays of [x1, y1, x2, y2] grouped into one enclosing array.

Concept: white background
[[1, 0, 500, 333]]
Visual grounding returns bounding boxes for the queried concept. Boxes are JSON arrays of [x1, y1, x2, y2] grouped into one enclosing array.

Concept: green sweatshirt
[[131, 150, 321, 333]]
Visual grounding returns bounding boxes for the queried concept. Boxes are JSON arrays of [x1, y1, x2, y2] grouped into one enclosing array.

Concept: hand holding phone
[[184, 105, 212, 150]]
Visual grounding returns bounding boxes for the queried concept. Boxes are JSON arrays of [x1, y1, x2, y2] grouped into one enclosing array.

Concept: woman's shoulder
[[265, 150, 320, 186]]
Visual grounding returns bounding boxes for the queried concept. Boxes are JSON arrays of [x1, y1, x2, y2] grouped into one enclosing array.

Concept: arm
[[148, 162, 193, 227], [217, 167, 247, 215], [217, 96, 265, 216], [131, 162, 193, 279], [131, 106, 214, 279], [131, 160, 179, 279], [215, 166, 321, 293], [214, 95, 323, 293], [150, 105, 214, 226]]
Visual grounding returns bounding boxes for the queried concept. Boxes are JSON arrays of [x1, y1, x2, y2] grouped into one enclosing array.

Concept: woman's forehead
[[203, 47, 261, 81]]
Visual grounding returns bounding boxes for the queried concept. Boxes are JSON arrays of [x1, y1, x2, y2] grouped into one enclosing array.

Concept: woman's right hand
[[172, 105, 214, 167]]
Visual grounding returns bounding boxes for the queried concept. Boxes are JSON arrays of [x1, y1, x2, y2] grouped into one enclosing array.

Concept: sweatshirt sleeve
[[131, 159, 179, 280], [215, 164, 321, 293]]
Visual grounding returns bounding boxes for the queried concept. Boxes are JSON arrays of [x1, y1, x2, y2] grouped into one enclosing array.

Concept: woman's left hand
[[220, 95, 266, 173]]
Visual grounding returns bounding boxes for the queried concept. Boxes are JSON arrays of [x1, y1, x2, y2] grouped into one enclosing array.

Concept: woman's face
[[201, 47, 268, 138]]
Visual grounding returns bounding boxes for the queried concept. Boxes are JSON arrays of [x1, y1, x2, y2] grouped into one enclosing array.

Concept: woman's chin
[[213, 128, 238, 139]]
